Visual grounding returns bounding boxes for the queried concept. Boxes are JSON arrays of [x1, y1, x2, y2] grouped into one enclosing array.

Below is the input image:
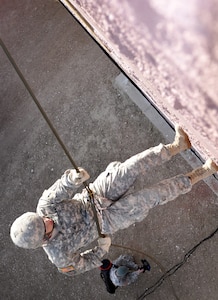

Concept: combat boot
[[166, 125, 191, 156], [186, 159, 218, 185]]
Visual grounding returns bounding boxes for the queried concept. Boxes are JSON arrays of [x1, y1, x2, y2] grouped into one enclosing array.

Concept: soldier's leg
[[186, 158, 218, 185], [103, 159, 218, 234], [103, 174, 191, 233], [92, 125, 191, 200]]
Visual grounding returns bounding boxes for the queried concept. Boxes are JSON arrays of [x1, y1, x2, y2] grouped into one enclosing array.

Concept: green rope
[[0, 38, 79, 171]]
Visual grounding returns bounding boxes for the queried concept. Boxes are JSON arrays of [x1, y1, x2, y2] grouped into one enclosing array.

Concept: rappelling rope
[[0, 38, 104, 238], [85, 185, 105, 237], [0, 38, 79, 171]]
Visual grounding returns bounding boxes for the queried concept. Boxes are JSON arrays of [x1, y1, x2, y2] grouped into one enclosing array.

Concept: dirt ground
[[1, 1, 217, 299]]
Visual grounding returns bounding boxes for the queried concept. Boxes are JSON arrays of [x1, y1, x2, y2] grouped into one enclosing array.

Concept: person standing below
[[99, 255, 151, 293], [10, 125, 218, 276]]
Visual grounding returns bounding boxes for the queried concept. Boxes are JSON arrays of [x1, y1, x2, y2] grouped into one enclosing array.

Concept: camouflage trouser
[[92, 144, 192, 234]]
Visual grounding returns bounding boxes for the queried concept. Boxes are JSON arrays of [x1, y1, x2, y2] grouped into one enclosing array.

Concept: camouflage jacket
[[36, 169, 112, 276]]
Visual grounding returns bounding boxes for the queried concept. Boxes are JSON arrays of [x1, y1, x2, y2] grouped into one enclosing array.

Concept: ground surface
[[0, 1, 218, 300]]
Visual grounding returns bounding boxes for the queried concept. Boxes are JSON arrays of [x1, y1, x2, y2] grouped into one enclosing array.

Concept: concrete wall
[[61, 0, 218, 165]]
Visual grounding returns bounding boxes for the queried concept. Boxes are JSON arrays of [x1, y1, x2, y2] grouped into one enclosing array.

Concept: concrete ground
[[0, 1, 217, 300]]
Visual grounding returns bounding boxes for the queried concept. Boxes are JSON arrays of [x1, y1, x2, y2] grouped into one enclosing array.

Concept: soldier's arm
[[58, 245, 108, 276], [37, 168, 89, 205]]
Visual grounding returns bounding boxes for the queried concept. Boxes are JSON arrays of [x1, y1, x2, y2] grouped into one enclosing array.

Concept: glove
[[69, 168, 90, 185], [140, 259, 151, 272], [98, 236, 111, 253]]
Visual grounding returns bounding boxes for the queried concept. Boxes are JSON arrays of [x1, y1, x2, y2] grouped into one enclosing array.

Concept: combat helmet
[[10, 212, 45, 249]]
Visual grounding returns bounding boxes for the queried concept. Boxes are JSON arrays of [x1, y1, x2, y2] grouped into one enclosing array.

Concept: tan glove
[[98, 236, 111, 253], [68, 168, 90, 185]]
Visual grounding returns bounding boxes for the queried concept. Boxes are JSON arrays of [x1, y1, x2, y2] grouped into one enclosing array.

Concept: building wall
[[61, 0, 218, 164]]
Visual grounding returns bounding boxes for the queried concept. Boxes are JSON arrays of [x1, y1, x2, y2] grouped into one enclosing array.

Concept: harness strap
[[85, 185, 105, 238]]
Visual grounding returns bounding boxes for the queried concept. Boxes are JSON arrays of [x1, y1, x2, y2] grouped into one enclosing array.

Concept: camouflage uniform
[[37, 143, 192, 276], [110, 254, 141, 286]]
